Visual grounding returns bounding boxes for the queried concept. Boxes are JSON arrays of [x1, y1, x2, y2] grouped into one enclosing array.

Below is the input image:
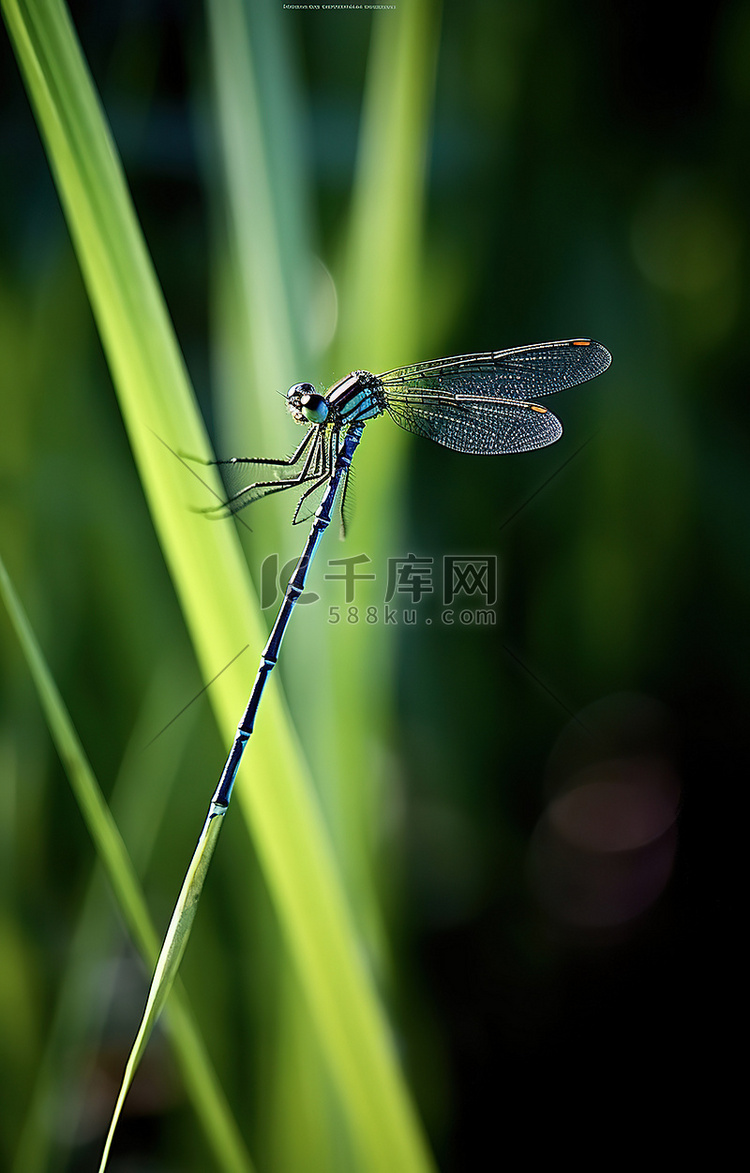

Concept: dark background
[[1, 0, 743, 1168]]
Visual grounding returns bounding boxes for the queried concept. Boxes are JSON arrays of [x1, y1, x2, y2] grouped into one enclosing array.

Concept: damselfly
[[98, 337, 611, 1170], [209, 338, 612, 531], [205, 337, 610, 809]]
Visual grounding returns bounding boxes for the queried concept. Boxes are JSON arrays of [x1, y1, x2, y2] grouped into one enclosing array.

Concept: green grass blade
[[2, 0, 436, 1169], [0, 554, 255, 1172], [12, 662, 195, 1173], [206, 4, 344, 1166], [207, 3, 438, 1168], [338, 0, 440, 366], [329, 0, 441, 952], [208, 0, 311, 439], [97, 808, 226, 1173]]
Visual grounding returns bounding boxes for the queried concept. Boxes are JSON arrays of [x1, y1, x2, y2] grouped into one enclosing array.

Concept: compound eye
[[287, 380, 314, 404], [300, 393, 328, 424]]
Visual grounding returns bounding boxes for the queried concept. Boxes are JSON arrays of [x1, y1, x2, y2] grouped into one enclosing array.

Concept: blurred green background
[[1, 0, 745, 1169]]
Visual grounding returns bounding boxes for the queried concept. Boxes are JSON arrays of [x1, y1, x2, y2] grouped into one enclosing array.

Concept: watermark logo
[[260, 554, 320, 608], [325, 554, 376, 602], [259, 551, 498, 626], [444, 555, 497, 607], [385, 553, 434, 604]]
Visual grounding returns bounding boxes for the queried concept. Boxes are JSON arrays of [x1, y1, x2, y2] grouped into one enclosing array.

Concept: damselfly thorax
[[286, 371, 386, 429]]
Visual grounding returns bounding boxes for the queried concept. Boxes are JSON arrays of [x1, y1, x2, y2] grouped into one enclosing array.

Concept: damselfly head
[[286, 382, 329, 426]]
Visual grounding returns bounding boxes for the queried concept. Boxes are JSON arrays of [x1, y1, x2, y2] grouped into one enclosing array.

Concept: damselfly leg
[[204, 427, 329, 518]]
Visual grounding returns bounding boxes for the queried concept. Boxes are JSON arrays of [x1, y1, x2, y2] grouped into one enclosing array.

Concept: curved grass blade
[[12, 662, 194, 1173], [0, 554, 255, 1172], [98, 806, 226, 1173], [2, 2, 437, 1171], [210, 3, 442, 1168], [329, 0, 441, 943]]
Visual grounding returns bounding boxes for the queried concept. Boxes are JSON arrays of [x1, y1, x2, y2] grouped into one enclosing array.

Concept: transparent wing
[[384, 393, 562, 454], [378, 338, 611, 402]]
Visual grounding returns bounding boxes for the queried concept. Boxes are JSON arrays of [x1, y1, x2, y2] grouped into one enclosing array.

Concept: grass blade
[[329, 0, 441, 953], [12, 663, 195, 1173], [97, 808, 226, 1173], [0, 554, 255, 1172], [2, 0, 436, 1168]]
